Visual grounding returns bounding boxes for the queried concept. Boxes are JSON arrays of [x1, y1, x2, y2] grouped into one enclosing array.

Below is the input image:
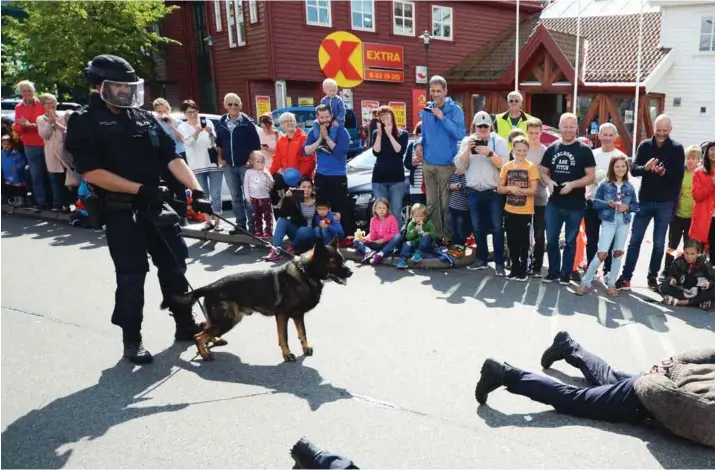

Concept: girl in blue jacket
[[575, 154, 639, 296], [1, 135, 28, 206]]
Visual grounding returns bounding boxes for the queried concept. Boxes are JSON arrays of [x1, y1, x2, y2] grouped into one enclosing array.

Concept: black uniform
[[65, 92, 197, 345]]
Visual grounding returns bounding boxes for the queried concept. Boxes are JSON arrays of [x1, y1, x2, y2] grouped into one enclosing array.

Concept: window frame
[[213, 0, 223, 32], [392, 0, 415, 37], [226, 1, 237, 47], [351, 0, 376, 33], [249, 0, 258, 24], [431, 5, 453, 42], [234, 0, 246, 47], [305, 0, 332, 28], [699, 14, 715, 52]]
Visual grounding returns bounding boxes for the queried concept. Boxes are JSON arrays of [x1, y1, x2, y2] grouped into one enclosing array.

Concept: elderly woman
[[178, 100, 223, 231], [372, 105, 409, 225], [12, 80, 48, 210], [153, 98, 187, 223], [36, 93, 75, 211], [269, 111, 316, 203], [257, 112, 280, 170]]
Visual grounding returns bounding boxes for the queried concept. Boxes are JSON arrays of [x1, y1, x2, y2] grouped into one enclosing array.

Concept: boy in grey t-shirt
[[525, 118, 548, 277]]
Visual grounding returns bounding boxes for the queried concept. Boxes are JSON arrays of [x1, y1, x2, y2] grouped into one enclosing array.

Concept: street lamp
[[420, 30, 431, 97]]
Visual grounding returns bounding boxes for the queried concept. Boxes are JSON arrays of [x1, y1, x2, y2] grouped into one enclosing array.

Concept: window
[[700, 15, 714, 52], [249, 0, 258, 24], [235, 0, 246, 46], [226, 1, 237, 47], [431, 5, 453, 41], [213, 0, 223, 31], [306, 0, 331, 27], [614, 96, 636, 137], [351, 0, 375, 31], [393, 1, 415, 36]]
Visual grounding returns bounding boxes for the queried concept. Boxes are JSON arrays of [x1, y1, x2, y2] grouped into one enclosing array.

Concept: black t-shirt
[[540, 140, 596, 210], [371, 129, 409, 183], [509, 116, 521, 128]]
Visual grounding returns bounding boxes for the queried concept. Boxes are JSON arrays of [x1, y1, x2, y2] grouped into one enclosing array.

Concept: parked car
[[271, 106, 365, 158], [1, 98, 81, 121]]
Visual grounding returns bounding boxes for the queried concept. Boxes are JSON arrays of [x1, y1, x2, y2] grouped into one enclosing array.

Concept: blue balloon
[[283, 167, 301, 187]]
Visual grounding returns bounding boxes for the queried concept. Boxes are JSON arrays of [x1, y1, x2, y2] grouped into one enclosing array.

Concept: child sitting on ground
[[659, 239, 715, 310], [313, 200, 344, 244], [1, 134, 28, 206], [396, 203, 438, 269], [353, 198, 401, 265], [243, 151, 274, 238], [448, 168, 470, 258]]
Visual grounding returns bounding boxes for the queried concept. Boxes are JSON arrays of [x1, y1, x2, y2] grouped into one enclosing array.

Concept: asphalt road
[[1, 215, 714, 469]]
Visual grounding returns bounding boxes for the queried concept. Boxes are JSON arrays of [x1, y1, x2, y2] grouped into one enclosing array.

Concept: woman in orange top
[[269, 112, 316, 203], [689, 141, 715, 262]]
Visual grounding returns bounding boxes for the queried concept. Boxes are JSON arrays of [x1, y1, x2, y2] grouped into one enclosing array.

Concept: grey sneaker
[[495, 265, 506, 277], [468, 260, 489, 271]]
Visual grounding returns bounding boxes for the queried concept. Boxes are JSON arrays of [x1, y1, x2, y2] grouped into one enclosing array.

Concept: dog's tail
[[160, 285, 210, 311]]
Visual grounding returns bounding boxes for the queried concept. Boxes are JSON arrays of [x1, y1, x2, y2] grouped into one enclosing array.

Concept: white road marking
[[618, 303, 649, 367]]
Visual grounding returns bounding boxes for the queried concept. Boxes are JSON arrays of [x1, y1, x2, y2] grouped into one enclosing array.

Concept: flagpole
[[515, 0, 520, 91], [572, 0, 581, 114], [632, 0, 644, 159]]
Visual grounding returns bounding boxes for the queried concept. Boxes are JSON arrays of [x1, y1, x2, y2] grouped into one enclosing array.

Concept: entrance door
[[530, 93, 567, 127], [192, 2, 217, 113]]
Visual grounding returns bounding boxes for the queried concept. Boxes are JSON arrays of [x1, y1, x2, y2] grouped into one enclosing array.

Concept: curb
[[2, 204, 474, 270]]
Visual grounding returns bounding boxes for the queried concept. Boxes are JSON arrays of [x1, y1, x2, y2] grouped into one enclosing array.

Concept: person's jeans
[[24, 145, 47, 206], [531, 205, 546, 271], [372, 181, 405, 227], [273, 217, 314, 249], [354, 234, 402, 256], [620, 201, 673, 281], [399, 234, 433, 258], [449, 207, 471, 247], [468, 189, 505, 266], [545, 203, 584, 278], [49, 172, 66, 208], [423, 162, 454, 241], [581, 215, 630, 288], [222, 164, 252, 229], [195, 170, 224, 214]]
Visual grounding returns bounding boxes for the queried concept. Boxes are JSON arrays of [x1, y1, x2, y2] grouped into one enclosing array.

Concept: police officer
[[65, 55, 213, 365]]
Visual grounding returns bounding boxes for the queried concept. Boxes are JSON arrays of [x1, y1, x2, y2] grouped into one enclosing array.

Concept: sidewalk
[[1, 204, 474, 269]]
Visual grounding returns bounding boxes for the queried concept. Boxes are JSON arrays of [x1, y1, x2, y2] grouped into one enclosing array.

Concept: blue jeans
[[545, 202, 584, 278], [399, 234, 433, 258], [468, 189, 504, 265], [620, 201, 673, 281], [581, 215, 630, 288], [24, 145, 47, 206], [49, 172, 65, 208], [372, 181, 405, 227], [449, 207, 471, 246], [195, 170, 224, 214], [222, 164, 252, 228], [314, 226, 339, 244], [354, 234, 402, 256], [273, 217, 314, 248]]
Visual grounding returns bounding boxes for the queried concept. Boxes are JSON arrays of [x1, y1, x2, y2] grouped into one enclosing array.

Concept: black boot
[[122, 330, 153, 365], [172, 310, 201, 341], [475, 358, 511, 405], [661, 253, 674, 278], [540, 330, 573, 369]]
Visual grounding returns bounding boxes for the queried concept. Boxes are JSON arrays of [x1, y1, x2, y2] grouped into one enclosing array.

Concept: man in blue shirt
[[415, 75, 466, 242], [304, 104, 352, 238]]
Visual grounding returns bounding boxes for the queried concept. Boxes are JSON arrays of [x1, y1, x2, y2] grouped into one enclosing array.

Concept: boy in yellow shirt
[[498, 135, 540, 281]]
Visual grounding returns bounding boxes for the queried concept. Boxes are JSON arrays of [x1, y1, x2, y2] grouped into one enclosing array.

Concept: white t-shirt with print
[[587, 147, 625, 200]]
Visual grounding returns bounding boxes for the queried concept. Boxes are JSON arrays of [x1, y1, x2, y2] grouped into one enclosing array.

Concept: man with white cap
[[454, 111, 510, 275]]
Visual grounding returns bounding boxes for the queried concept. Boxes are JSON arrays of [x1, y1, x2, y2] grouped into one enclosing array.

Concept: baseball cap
[[473, 111, 492, 127]]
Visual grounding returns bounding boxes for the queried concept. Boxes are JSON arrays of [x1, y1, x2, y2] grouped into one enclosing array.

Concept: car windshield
[[347, 149, 376, 170]]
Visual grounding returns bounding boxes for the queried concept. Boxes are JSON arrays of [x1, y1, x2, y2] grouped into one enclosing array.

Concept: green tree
[[1, 0, 179, 101]]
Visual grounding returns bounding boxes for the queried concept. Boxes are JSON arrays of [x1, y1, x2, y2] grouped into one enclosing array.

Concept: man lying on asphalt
[[475, 332, 715, 447]]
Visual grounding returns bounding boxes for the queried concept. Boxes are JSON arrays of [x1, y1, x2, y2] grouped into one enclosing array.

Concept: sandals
[[607, 287, 620, 297], [199, 221, 215, 231], [661, 295, 679, 306], [699, 301, 711, 311], [573, 285, 589, 296]]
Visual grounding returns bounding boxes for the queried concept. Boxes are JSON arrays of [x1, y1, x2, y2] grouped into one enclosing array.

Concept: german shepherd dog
[[161, 237, 353, 362]]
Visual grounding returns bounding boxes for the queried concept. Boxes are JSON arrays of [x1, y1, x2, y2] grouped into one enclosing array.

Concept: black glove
[[191, 189, 213, 215], [137, 184, 169, 208]]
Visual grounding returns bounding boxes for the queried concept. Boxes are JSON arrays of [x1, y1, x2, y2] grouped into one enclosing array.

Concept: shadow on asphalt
[[1, 214, 107, 250], [476, 406, 714, 469]]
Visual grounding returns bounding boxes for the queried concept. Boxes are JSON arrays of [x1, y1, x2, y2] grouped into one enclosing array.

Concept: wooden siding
[[162, 3, 200, 108]]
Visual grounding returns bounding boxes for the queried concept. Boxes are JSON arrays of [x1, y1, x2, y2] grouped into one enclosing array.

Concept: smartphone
[[423, 107, 433, 114], [292, 189, 305, 202], [199, 116, 207, 128]]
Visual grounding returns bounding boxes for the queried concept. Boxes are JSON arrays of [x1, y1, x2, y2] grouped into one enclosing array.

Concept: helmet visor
[[99, 79, 144, 108]]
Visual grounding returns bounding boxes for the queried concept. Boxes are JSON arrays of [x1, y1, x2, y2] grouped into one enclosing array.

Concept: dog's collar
[[290, 259, 324, 287]]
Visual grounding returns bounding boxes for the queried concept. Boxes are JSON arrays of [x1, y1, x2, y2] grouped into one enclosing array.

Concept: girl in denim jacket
[[575, 155, 639, 296]]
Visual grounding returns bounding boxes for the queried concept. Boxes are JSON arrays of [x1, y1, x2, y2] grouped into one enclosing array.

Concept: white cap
[[473, 111, 492, 126]]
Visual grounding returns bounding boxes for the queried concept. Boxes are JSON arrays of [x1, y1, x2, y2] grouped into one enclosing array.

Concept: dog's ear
[[328, 237, 338, 250], [312, 236, 327, 253]]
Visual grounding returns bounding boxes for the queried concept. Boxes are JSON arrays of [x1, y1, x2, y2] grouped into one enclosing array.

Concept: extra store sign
[[318, 31, 404, 88]]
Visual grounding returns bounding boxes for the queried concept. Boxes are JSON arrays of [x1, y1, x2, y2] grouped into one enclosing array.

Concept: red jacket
[[688, 167, 715, 243], [269, 128, 316, 177], [12, 99, 45, 147]]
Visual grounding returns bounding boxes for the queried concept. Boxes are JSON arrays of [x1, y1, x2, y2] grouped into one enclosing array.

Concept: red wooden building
[[157, 0, 543, 130]]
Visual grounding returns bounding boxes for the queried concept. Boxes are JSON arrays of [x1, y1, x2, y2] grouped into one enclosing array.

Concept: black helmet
[[84, 55, 137, 86]]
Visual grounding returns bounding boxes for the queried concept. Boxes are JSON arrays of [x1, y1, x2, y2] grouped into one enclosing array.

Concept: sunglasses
[[508, 99, 520, 104], [227, 102, 240, 107], [476, 124, 490, 129]]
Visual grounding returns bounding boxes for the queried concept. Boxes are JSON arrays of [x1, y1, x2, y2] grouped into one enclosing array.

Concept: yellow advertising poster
[[255, 95, 271, 117], [389, 101, 406, 129], [298, 97, 314, 106], [286, 97, 292, 107]]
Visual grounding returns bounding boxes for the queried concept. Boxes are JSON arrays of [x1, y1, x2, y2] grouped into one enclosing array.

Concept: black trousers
[[314, 173, 352, 236], [532, 205, 546, 270], [659, 283, 715, 305], [506, 212, 531, 275], [164, 152, 188, 218], [503, 341, 650, 423], [664, 216, 691, 273], [584, 201, 613, 272], [104, 209, 192, 338], [270, 172, 288, 205]]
